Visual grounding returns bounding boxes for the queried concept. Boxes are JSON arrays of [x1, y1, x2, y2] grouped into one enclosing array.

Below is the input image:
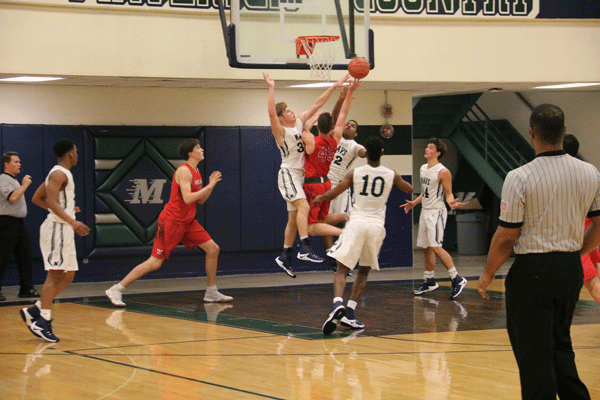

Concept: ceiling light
[[535, 83, 600, 89], [0, 76, 64, 83]]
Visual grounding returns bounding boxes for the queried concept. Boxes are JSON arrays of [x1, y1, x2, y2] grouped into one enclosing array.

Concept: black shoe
[[0, 292, 5, 301], [18, 288, 40, 298]]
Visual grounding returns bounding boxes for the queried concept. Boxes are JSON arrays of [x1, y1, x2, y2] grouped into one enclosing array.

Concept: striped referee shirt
[[499, 150, 600, 254]]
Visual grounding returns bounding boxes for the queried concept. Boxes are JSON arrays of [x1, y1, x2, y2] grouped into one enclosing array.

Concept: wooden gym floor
[[2, 255, 600, 399]]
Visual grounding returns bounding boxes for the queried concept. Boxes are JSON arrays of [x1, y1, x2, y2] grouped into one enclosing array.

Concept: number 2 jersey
[[351, 164, 395, 223], [419, 162, 446, 209], [328, 138, 365, 183]]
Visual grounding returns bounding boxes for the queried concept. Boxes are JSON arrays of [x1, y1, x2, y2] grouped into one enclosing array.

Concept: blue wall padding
[[0, 124, 413, 287]]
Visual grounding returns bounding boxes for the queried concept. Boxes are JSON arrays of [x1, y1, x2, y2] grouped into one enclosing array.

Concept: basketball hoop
[[296, 35, 340, 81]]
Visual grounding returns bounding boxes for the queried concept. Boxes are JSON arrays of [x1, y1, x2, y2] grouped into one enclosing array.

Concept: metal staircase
[[414, 94, 534, 199]]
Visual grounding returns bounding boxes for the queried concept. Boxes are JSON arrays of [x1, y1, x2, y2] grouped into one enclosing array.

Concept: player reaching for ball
[[263, 72, 350, 278]]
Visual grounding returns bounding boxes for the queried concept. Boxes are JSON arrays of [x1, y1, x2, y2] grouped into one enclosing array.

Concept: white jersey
[[45, 165, 76, 224], [420, 163, 446, 209], [328, 138, 365, 183], [278, 119, 305, 170], [350, 164, 396, 223]]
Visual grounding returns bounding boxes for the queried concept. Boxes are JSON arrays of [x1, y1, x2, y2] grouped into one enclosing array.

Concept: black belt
[[305, 176, 329, 184]]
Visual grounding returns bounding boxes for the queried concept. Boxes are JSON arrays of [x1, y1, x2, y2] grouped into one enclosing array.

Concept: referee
[[0, 152, 39, 301], [478, 104, 600, 400]]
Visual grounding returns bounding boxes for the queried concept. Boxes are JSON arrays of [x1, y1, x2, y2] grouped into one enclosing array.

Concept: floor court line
[[66, 350, 287, 400]]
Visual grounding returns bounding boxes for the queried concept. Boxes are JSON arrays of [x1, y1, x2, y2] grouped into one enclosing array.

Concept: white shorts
[[327, 217, 386, 270], [328, 179, 352, 215], [278, 168, 306, 211], [417, 208, 447, 248], [40, 218, 78, 271]]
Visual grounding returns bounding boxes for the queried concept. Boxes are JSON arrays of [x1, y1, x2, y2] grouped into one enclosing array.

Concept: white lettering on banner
[[125, 179, 167, 204], [8, 0, 539, 18]]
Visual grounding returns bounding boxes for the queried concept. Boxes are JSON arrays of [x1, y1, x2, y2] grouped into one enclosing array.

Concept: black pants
[[0, 216, 34, 292], [505, 252, 590, 400]]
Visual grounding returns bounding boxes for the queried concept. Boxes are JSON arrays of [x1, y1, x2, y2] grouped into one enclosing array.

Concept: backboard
[[222, 0, 374, 71]]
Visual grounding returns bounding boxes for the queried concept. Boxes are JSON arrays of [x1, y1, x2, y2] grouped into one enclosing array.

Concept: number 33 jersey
[[419, 163, 446, 210], [351, 164, 395, 222], [279, 119, 306, 170]]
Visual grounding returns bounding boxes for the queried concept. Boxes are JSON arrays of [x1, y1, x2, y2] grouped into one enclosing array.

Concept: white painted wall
[[1, 5, 599, 86], [477, 91, 600, 168]]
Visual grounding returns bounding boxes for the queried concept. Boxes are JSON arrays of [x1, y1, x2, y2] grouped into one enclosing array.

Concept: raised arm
[[177, 167, 222, 205], [8, 175, 32, 203], [302, 110, 326, 156], [331, 87, 347, 125], [297, 74, 350, 125], [394, 173, 413, 194], [263, 73, 285, 147], [331, 79, 362, 144]]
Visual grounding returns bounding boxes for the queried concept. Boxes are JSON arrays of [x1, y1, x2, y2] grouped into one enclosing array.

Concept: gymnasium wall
[[0, 85, 414, 286]]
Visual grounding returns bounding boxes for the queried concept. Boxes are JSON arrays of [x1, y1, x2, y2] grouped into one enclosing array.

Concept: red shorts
[[151, 216, 212, 259], [303, 181, 331, 224], [583, 248, 600, 282]]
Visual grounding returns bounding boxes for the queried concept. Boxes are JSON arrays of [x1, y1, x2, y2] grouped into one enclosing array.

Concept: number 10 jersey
[[351, 164, 395, 223]]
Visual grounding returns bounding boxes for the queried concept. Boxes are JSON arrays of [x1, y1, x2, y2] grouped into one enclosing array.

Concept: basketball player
[[478, 104, 600, 399], [20, 140, 90, 343], [105, 139, 232, 306], [401, 138, 466, 299], [303, 79, 362, 248], [328, 88, 367, 216], [322, 88, 367, 269], [263, 72, 349, 278], [563, 134, 600, 305], [314, 136, 412, 334]]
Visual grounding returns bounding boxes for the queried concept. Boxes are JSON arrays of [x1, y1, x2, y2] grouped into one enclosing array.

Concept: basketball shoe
[[203, 289, 233, 303], [297, 244, 323, 263], [414, 278, 439, 295], [20, 304, 41, 327], [340, 307, 365, 330], [322, 301, 346, 335], [105, 285, 126, 307], [450, 275, 467, 299], [30, 318, 59, 343], [275, 254, 296, 278]]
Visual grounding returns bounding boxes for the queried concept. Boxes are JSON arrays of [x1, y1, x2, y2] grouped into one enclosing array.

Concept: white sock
[[35, 300, 42, 309], [207, 285, 217, 292], [334, 296, 343, 304], [424, 271, 434, 280], [347, 300, 357, 310], [448, 267, 458, 280], [40, 309, 51, 321], [115, 283, 125, 292]]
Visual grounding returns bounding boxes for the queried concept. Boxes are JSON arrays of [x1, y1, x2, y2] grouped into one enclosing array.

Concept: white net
[[300, 37, 338, 81]]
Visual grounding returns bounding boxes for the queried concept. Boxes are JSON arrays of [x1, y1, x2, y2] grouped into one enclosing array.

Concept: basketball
[[348, 57, 370, 79]]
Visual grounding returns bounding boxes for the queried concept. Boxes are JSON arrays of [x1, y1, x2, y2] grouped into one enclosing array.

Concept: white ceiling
[[1, 74, 598, 97]]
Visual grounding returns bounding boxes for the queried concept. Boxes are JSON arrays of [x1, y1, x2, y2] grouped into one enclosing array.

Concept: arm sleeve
[[587, 168, 600, 217], [498, 170, 525, 228]]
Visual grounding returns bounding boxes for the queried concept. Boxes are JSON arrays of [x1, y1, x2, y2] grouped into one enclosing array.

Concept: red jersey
[[160, 163, 203, 224], [304, 135, 337, 178], [585, 217, 600, 264]]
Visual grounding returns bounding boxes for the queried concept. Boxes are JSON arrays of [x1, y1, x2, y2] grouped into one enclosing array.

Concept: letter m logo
[[125, 179, 167, 204]]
